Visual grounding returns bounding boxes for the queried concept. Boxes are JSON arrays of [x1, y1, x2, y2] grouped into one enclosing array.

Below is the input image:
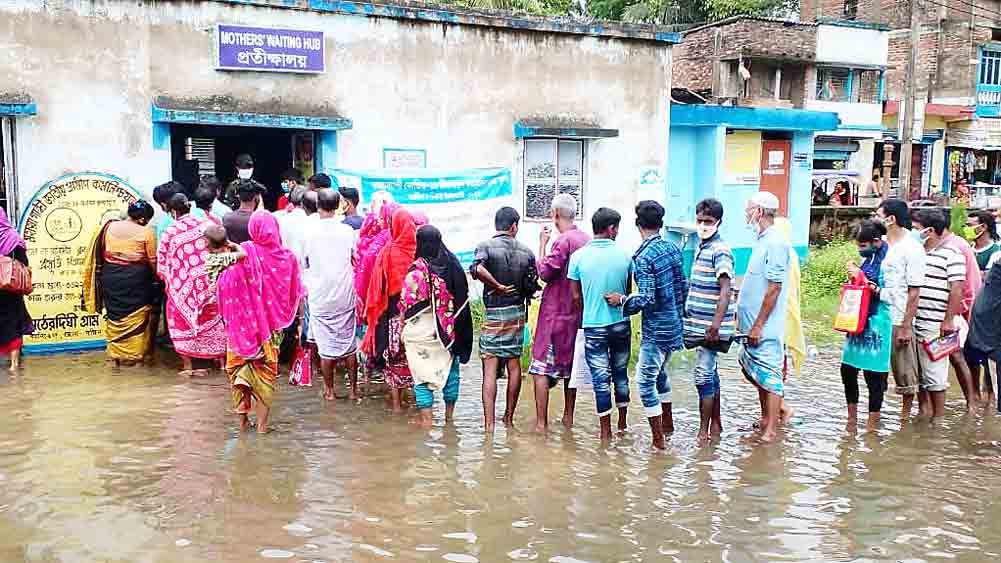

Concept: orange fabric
[[362, 209, 416, 353], [103, 220, 156, 267]]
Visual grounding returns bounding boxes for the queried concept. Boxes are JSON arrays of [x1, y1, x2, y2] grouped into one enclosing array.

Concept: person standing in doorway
[[568, 208, 632, 442], [736, 192, 790, 443], [874, 199, 926, 420], [470, 207, 539, 431], [278, 186, 309, 268], [911, 209, 966, 420], [605, 201, 687, 450], [530, 194, 590, 432], [224, 180, 264, 244], [303, 189, 360, 401], [223, 153, 256, 209], [681, 198, 735, 444], [192, 186, 223, 224]]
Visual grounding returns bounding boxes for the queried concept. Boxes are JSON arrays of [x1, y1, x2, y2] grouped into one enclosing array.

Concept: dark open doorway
[[169, 124, 315, 211]]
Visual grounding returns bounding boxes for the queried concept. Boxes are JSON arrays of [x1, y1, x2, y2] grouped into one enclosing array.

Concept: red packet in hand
[[288, 345, 312, 386]]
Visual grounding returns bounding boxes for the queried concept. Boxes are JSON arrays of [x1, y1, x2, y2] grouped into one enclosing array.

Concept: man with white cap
[[737, 191, 790, 442]]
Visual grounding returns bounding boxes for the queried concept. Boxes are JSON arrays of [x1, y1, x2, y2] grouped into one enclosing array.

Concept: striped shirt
[[683, 233, 737, 338], [915, 243, 965, 338]]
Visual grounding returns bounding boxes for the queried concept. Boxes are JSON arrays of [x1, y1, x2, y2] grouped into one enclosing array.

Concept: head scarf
[[354, 201, 400, 314], [362, 208, 417, 353], [0, 207, 26, 256], [217, 211, 304, 357], [412, 210, 429, 227], [414, 225, 473, 363]]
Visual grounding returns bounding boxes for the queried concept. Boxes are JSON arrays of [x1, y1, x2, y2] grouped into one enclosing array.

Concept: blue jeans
[[635, 339, 672, 417], [414, 357, 461, 410], [584, 321, 632, 417], [693, 347, 721, 399]]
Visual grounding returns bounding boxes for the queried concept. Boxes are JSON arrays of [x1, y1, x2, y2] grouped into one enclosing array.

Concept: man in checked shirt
[[605, 201, 687, 450]]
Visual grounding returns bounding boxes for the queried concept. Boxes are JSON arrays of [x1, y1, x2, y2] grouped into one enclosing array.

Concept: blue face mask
[[912, 228, 929, 245]]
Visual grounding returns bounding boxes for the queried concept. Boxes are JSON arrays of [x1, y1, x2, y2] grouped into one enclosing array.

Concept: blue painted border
[[815, 17, 889, 31], [215, 1, 681, 44], [17, 172, 144, 355], [671, 104, 840, 132], [513, 121, 619, 139], [382, 147, 427, 168], [24, 340, 106, 356], [0, 102, 37, 116], [151, 104, 353, 131]]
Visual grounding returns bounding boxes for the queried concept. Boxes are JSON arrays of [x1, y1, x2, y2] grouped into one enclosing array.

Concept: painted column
[[316, 130, 338, 173]]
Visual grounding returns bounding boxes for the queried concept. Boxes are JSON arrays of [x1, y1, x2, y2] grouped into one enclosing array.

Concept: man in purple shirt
[[530, 194, 590, 432]]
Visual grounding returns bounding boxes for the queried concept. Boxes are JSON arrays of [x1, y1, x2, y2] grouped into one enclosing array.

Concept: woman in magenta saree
[[156, 205, 227, 376]]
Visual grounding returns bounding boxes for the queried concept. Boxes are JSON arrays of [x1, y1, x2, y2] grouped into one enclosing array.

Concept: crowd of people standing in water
[[3, 152, 1001, 445]]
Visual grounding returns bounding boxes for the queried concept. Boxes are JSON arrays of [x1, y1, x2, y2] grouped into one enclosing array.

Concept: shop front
[[945, 117, 1001, 208]]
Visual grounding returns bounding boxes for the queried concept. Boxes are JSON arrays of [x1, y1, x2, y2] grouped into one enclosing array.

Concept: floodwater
[[2, 348, 1001, 563]]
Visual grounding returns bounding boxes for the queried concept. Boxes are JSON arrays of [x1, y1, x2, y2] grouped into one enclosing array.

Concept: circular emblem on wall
[[44, 207, 83, 243]]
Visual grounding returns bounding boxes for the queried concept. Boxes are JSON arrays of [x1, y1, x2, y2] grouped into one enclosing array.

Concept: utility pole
[[898, 0, 922, 202]]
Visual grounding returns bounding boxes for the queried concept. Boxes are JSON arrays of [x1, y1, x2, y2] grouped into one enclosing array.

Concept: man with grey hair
[[737, 191, 790, 442], [530, 194, 590, 432]]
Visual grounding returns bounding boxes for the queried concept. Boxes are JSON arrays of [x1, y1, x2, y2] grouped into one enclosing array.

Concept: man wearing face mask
[[911, 208, 969, 420], [681, 198, 735, 444], [276, 168, 305, 214], [873, 199, 926, 419], [223, 154, 257, 209], [736, 192, 789, 443], [604, 201, 687, 450]]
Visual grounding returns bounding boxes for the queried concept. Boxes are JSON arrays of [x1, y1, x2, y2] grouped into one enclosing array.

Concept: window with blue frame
[[816, 67, 882, 104], [977, 47, 1001, 117]]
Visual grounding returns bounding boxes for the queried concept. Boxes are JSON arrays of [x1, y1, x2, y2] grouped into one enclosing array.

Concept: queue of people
[[7, 165, 1001, 445]]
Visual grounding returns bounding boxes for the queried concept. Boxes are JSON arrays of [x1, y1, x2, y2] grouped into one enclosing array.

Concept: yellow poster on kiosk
[[17, 172, 141, 354]]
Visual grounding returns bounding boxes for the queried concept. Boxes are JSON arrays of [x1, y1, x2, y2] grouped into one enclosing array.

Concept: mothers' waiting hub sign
[[216, 24, 325, 73]]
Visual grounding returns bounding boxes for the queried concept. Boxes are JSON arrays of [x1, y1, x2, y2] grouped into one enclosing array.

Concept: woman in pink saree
[[218, 211, 304, 433], [156, 195, 227, 376]]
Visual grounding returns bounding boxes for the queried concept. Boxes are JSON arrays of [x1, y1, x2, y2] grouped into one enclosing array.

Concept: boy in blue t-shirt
[[568, 207, 632, 441]]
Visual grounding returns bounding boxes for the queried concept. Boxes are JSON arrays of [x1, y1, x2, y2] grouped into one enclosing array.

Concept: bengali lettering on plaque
[[17, 172, 141, 353], [216, 23, 325, 74]]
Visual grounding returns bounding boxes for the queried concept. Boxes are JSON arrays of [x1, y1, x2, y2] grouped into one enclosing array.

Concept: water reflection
[[2, 349, 1001, 561]]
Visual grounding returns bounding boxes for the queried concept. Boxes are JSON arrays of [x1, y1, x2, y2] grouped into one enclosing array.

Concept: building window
[[980, 49, 1001, 87], [816, 67, 853, 102], [854, 70, 882, 103], [184, 137, 216, 177], [524, 138, 584, 221], [843, 0, 858, 19], [992, 28, 1001, 42], [0, 117, 14, 220]]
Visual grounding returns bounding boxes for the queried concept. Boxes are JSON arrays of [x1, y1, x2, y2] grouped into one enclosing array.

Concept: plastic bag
[[833, 271, 871, 335], [567, 329, 593, 391], [288, 345, 312, 386]]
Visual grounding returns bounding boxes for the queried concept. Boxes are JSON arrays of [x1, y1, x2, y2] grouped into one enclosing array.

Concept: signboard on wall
[[333, 167, 513, 265], [216, 24, 325, 74], [17, 172, 141, 354], [382, 148, 428, 169], [724, 130, 762, 184]]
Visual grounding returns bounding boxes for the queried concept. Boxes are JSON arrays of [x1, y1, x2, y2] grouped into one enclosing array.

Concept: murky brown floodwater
[[2, 347, 1001, 562]]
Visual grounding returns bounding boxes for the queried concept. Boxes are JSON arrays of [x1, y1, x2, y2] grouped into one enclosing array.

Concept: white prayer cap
[[748, 191, 780, 211]]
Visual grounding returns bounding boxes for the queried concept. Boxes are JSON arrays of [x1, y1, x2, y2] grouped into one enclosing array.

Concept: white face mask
[[237, 168, 253, 180], [746, 208, 761, 234], [697, 221, 719, 240]]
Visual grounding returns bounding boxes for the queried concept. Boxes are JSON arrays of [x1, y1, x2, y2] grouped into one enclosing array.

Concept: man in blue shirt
[[737, 192, 790, 443], [605, 201, 686, 450], [568, 208, 632, 442]]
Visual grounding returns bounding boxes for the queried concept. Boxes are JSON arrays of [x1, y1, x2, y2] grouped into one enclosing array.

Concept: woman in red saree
[[363, 208, 418, 413], [156, 194, 227, 376]]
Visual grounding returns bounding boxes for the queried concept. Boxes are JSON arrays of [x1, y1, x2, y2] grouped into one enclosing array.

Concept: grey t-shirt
[[223, 210, 254, 244]]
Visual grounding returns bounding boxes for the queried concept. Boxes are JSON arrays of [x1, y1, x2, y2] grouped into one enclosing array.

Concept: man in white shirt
[[278, 187, 309, 269], [875, 198, 926, 419], [302, 188, 359, 401]]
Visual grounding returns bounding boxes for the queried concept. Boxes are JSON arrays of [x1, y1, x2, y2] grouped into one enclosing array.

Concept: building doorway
[[169, 124, 315, 211], [760, 138, 791, 216]]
